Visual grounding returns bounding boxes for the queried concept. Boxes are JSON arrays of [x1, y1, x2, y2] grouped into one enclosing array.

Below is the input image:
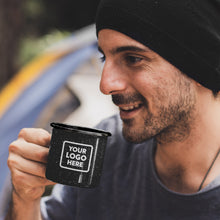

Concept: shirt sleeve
[[41, 184, 77, 220]]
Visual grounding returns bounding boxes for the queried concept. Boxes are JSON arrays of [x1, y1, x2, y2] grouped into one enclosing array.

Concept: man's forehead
[[97, 29, 152, 54]]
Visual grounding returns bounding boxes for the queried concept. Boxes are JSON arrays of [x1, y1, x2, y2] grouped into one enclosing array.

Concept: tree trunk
[[0, 0, 24, 90]]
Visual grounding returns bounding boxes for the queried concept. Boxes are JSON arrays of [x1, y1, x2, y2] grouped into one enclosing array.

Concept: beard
[[112, 78, 197, 144]]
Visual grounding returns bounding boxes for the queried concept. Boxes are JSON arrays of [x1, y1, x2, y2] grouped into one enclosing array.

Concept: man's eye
[[125, 56, 143, 65], [99, 55, 106, 63]]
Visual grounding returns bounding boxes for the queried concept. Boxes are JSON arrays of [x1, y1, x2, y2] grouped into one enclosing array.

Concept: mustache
[[112, 93, 146, 105]]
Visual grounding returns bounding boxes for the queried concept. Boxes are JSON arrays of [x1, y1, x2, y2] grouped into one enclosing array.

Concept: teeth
[[121, 103, 141, 111], [134, 103, 140, 108], [122, 106, 135, 111]]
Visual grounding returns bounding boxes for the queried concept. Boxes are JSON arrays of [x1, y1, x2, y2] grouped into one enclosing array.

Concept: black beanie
[[96, 0, 220, 92]]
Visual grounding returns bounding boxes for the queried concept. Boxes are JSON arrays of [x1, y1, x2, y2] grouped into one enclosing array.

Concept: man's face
[[98, 29, 197, 143]]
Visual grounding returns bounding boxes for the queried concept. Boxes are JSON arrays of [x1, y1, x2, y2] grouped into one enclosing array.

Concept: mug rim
[[50, 122, 111, 137]]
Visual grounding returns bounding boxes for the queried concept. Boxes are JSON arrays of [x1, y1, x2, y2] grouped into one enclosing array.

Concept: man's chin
[[122, 125, 153, 144]]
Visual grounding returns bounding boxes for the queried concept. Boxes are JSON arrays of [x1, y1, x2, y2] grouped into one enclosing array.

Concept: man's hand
[[6, 128, 55, 219]]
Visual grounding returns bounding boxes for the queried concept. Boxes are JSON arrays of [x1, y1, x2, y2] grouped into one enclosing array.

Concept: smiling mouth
[[119, 103, 143, 112]]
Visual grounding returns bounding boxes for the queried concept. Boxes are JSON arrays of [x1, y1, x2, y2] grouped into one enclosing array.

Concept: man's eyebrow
[[111, 46, 149, 54], [98, 45, 149, 54]]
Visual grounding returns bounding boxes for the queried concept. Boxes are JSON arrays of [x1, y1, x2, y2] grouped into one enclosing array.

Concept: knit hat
[[96, 0, 220, 92]]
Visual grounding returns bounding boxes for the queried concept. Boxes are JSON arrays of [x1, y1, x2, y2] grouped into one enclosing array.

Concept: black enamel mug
[[46, 122, 111, 188]]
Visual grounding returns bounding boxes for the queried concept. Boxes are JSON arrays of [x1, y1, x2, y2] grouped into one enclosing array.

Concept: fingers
[[8, 128, 51, 178], [8, 153, 47, 178], [11, 169, 55, 188], [18, 128, 51, 147], [9, 139, 49, 164], [7, 128, 54, 201]]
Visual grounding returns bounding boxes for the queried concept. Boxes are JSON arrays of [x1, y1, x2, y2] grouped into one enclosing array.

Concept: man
[[5, 0, 220, 219]]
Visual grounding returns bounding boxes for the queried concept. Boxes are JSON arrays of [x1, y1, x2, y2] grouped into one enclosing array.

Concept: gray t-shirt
[[41, 114, 220, 219]]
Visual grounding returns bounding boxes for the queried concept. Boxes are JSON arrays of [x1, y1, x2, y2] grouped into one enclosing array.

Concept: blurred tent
[[0, 24, 117, 217]]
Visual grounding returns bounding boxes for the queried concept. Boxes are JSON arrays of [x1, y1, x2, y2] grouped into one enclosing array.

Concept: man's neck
[[154, 94, 220, 194]]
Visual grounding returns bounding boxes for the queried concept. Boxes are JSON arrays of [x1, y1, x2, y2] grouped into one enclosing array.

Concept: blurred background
[[0, 0, 101, 89], [0, 0, 117, 217]]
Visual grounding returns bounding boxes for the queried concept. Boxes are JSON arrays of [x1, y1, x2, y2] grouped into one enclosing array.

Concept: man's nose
[[99, 61, 127, 95]]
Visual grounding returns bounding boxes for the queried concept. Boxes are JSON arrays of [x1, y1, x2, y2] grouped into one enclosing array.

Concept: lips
[[119, 102, 143, 119], [111, 94, 145, 119]]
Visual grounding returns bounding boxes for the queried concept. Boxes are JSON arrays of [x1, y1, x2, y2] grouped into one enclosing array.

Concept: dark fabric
[[41, 115, 220, 220], [96, 0, 220, 92]]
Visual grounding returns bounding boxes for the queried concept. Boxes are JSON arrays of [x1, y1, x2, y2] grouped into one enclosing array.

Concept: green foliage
[[18, 30, 70, 66], [17, 0, 99, 67], [24, 0, 45, 18]]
